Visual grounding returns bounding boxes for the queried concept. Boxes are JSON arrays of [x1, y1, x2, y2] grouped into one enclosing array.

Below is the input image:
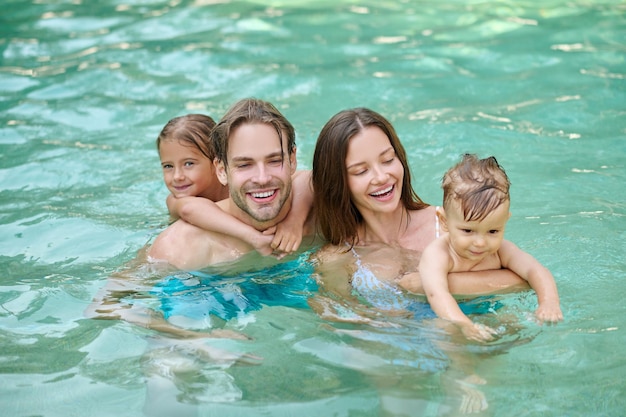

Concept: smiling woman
[[311, 107, 527, 296], [345, 126, 405, 213], [312, 107, 430, 249]]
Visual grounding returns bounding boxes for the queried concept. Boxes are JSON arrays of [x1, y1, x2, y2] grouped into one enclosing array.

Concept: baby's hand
[[535, 302, 563, 324], [460, 322, 498, 342]]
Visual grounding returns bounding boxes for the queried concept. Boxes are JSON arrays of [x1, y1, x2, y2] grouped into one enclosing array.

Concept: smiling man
[[147, 98, 317, 270]]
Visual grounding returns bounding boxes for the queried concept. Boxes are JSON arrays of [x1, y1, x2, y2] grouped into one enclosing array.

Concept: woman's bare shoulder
[[402, 205, 438, 252]]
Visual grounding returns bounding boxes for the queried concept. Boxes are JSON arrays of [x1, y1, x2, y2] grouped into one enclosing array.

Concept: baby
[[420, 154, 563, 341]]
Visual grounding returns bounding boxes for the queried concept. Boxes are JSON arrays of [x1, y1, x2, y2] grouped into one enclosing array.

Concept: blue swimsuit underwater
[[348, 249, 504, 372], [151, 253, 317, 326], [351, 249, 502, 319]]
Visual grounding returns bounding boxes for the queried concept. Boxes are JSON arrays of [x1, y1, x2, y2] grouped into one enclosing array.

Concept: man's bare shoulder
[[147, 220, 218, 269], [150, 219, 209, 247], [147, 220, 254, 270]]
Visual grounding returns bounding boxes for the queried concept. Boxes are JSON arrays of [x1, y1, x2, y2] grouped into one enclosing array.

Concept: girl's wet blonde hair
[[156, 114, 216, 160]]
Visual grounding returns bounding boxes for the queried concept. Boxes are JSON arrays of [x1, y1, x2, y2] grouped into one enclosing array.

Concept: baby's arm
[[269, 170, 313, 254], [167, 195, 274, 256], [420, 240, 497, 341], [498, 240, 563, 323]]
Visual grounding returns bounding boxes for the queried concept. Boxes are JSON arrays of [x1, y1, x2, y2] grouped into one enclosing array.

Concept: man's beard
[[231, 180, 292, 224]]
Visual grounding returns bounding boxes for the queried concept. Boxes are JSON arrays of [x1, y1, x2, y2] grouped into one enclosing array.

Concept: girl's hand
[[269, 221, 303, 255], [248, 231, 276, 257]]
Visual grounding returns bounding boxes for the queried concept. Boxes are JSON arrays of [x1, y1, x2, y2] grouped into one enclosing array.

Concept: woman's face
[[345, 126, 404, 216]]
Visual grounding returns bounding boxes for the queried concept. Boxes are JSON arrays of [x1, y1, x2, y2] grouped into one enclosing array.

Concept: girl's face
[[345, 126, 404, 217], [159, 139, 220, 199]]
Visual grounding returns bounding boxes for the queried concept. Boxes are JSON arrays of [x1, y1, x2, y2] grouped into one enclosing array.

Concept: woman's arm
[[400, 265, 529, 296], [448, 268, 529, 295], [310, 245, 355, 299]]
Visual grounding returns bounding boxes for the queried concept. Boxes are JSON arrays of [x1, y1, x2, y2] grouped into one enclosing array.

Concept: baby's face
[[444, 200, 511, 262]]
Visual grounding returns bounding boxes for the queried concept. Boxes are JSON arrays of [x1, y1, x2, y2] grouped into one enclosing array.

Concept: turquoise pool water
[[1, 0, 625, 416]]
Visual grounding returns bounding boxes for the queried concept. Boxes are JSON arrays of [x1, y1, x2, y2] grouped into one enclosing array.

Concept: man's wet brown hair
[[211, 98, 295, 167]]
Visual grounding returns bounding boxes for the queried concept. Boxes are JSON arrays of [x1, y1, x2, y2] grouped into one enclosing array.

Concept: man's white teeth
[[371, 186, 392, 196], [252, 190, 275, 198]]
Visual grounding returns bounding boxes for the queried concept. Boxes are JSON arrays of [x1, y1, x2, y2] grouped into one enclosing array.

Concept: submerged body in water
[[152, 255, 317, 329]]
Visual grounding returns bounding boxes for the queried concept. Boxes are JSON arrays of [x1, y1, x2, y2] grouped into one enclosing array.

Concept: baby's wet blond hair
[[442, 154, 510, 222]]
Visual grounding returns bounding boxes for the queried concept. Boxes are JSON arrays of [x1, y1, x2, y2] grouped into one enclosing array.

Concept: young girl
[[156, 113, 312, 257], [419, 154, 563, 342]]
